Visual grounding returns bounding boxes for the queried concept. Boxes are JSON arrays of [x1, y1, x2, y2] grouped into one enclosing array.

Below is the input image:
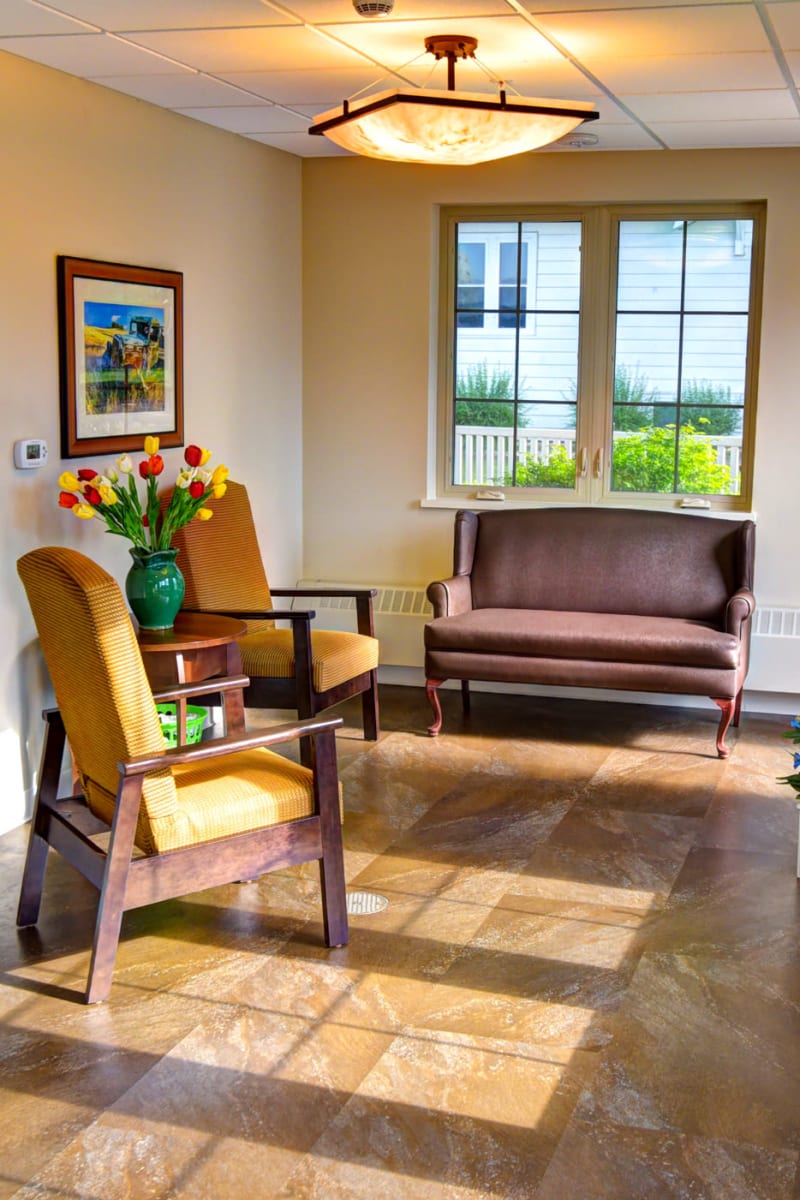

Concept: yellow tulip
[[98, 485, 117, 505], [212, 483, 227, 499], [195, 508, 213, 521], [211, 464, 229, 486], [73, 503, 96, 520], [176, 469, 194, 489], [144, 436, 160, 456], [58, 471, 80, 491], [200, 448, 212, 466]]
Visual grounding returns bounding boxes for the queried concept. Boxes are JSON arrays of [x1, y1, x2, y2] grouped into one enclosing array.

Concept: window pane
[[514, 404, 576, 488], [677, 412, 741, 496], [685, 220, 753, 312], [453, 416, 515, 486], [614, 314, 681, 403], [617, 221, 684, 312], [612, 425, 678, 493], [517, 312, 579, 406]]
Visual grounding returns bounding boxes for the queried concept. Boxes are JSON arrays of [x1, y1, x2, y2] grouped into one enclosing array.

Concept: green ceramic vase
[[125, 547, 185, 630]]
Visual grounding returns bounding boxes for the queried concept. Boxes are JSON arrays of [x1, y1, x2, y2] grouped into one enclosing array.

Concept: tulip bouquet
[[58, 437, 229, 553]]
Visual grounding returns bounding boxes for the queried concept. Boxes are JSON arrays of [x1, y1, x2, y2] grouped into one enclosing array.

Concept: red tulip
[[58, 491, 79, 508], [77, 468, 98, 481], [188, 480, 205, 499], [149, 454, 164, 476], [138, 459, 151, 479], [184, 445, 203, 468], [84, 486, 102, 506]]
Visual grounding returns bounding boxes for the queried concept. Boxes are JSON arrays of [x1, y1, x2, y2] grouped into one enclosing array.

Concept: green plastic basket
[[156, 703, 206, 747]]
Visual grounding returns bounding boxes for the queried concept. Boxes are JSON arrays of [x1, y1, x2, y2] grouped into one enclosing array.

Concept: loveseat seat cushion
[[424, 608, 740, 669]]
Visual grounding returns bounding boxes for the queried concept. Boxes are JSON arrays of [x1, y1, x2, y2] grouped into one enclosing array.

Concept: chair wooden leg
[[17, 711, 67, 928], [712, 697, 735, 759], [84, 776, 142, 1004], [461, 679, 471, 715], [361, 670, 380, 742], [426, 679, 445, 737], [313, 728, 348, 948]]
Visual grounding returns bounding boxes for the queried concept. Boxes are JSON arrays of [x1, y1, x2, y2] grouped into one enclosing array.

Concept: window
[[437, 203, 763, 510]]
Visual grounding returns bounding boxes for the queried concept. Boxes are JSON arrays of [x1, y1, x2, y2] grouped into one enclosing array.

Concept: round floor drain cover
[[346, 891, 389, 915]]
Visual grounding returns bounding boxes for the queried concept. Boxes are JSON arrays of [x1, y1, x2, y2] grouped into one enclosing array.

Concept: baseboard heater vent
[[753, 607, 800, 638], [294, 581, 431, 667]]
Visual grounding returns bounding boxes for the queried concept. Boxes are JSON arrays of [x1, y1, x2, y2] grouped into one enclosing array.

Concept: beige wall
[[1, 51, 303, 832], [302, 149, 800, 609]]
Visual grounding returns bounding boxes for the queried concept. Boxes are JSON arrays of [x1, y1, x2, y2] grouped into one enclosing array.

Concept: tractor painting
[[82, 302, 167, 416]]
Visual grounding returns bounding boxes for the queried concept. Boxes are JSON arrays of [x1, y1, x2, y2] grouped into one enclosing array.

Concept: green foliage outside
[[611, 421, 734, 494], [613, 366, 741, 437], [455, 362, 515, 427], [510, 422, 734, 494], [510, 444, 576, 489]]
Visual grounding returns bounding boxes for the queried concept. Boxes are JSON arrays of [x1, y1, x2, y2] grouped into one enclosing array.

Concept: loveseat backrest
[[460, 508, 754, 623]]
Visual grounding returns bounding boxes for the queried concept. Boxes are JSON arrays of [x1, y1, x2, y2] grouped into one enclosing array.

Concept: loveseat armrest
[[725, 588, 755, 637], [427, 575, 473, 619]]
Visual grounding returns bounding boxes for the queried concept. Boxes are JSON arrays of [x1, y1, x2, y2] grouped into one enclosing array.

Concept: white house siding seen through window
[[442, 205, 763, 510]]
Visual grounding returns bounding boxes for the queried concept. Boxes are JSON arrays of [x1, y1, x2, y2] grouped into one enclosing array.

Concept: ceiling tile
[[123, 25, 372, 72], [766, 1, 800, 50], [217, 66, 389, 104], [174, 103, 310, 132], [531, 4, 771, 57], [0, 6, 93, 35], [26, 1, 298, 31], [90, 73, 268, 107], [574, 52, 787, 93], [0, 32, 188, 75], [248, 128, 347, 154], [652, 117, 800, 147], [621, 89, 799, 123]]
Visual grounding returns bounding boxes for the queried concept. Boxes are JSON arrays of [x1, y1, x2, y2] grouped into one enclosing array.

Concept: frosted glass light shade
[[310, 88, 598, 165]]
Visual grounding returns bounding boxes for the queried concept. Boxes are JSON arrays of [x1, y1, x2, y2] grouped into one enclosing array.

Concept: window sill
[[419, 496, 757, 520]]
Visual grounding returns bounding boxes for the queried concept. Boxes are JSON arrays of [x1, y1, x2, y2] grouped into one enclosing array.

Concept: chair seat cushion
[[151, 747, 317, 852], [424, 608, 740, 669], [240, 628, 379, 693]]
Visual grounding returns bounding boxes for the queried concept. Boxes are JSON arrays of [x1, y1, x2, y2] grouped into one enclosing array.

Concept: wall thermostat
[[14, 439, 48, 469]]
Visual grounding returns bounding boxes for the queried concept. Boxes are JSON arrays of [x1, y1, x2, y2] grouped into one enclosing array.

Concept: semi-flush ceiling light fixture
[[309, 35, 598, 165]]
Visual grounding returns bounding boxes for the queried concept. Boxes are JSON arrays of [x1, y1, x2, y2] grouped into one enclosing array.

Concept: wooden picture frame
[[57, 256, 183, 459]]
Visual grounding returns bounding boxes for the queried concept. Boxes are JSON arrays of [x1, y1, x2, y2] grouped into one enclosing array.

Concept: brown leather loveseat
[[424, 507, 755, 757]]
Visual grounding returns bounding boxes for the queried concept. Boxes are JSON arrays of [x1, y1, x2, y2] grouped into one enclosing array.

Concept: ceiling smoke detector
[[352, 1, 394, 14]]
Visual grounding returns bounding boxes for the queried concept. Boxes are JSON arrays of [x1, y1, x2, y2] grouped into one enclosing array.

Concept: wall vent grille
[[753, 607, 800, 638], [294, 584, 431, 619]]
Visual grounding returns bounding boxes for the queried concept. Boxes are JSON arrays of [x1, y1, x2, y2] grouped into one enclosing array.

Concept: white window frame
[[433, 201, 764, 513]]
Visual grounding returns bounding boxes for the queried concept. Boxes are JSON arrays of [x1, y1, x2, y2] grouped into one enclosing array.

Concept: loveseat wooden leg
[[461, 680, 471, 714], [712, 697, 735, 759], [733, 687, 743, 727], [426, 679, 445, 737]]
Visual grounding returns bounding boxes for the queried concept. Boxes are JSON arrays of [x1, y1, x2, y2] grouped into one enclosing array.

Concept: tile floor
[[1, 685, 799, 1199]]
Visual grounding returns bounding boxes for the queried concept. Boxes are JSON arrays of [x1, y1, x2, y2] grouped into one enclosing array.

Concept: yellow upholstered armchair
[[16, 546, 348, 1004], [169, 482, 380, 761]]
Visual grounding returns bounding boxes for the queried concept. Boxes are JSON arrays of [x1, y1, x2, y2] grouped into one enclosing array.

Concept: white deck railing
[[454, 426, 742, 488]]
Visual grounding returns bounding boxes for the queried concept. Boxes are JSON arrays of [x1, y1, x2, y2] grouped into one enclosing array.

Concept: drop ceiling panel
[[123, 24, 372, 72], [532, 4, 771, 57], [0, 32, 187, 75], [249, 129, 347, 154], [574, 52, 787, 93], [218, 67, 394, 104], [0, 7, 92, 35], [766, 1, 800, 48], [17, 1, 298, 31], [651, 116, 800, 146], [175, 104, 309, 132], [93, 73, 269, 107], [268, 0, 510, 18], [622, 89, 798, 123]]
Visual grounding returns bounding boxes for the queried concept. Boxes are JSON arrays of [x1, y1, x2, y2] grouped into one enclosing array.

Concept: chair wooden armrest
[[121, 715, 343, 774]]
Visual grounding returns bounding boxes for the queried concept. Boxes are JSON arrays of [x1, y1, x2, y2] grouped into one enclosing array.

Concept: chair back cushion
[[169, 481, 275, 632], [17, 546, 179, 853]]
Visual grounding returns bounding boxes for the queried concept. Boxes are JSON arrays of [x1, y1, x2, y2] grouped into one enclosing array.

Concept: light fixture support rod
[[424, 35, 478, 93]]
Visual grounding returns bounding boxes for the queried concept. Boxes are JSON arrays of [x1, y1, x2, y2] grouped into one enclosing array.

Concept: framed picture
[[57, 256, 183, 459]]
